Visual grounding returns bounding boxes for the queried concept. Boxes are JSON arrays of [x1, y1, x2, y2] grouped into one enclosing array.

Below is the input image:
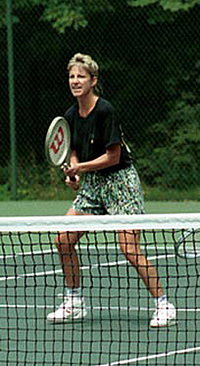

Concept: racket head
[[176, 228, 200, 259], [45, 116, 71, 167]]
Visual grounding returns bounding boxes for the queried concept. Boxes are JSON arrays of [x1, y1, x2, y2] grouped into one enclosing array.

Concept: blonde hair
[[67, 53, 100, 95]]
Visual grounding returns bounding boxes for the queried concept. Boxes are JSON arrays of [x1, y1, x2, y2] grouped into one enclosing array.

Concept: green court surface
[[0, 201, 200, 365], [0, 200, 200, 216]]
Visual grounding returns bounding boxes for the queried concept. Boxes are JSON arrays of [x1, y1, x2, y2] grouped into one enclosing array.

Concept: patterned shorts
[[72, 164, 145, 215]]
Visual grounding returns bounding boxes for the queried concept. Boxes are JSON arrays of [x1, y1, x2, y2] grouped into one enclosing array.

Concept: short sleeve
[[100, 103, 121, 148]]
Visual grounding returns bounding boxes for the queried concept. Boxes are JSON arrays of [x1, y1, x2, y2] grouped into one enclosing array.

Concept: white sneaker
[[150, 300, 176, 328], [47, 295, 87, 323]]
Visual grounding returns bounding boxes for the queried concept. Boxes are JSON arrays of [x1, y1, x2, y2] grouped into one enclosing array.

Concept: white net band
[[0, 213, 200, 232]]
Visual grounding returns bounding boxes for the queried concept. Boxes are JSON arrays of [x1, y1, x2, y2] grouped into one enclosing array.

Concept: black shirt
[[64, 97, 132, 173]]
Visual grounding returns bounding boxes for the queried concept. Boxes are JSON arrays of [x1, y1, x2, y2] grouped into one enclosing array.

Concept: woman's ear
[[91, 76, 98, 87]]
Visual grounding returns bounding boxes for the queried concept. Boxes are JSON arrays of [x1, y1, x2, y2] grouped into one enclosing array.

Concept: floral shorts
[[72, 164, 145, 215]]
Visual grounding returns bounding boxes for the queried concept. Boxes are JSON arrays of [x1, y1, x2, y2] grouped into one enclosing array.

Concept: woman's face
[[69, 65, 97, 98]]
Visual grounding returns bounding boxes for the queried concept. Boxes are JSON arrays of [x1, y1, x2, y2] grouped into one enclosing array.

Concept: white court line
[[95, 346, 200, 366], [0, 244, 175, 260], [0, 261, 127, 282], [82, 255, 175, 270], [0, 254, 175, 282], [0, 269, 62, 281], [0, 249, 57, 259], [0, 304, 198, 313]]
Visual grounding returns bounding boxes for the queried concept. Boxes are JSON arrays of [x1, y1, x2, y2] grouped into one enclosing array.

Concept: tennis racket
[[45, 116, 76, 182], [175, 228, 200, 259]]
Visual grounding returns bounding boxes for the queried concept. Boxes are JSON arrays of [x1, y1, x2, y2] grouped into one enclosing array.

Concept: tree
[[1, 0, 200, 32], [1, 0, 114, 31], [128, 0, 200, 11]]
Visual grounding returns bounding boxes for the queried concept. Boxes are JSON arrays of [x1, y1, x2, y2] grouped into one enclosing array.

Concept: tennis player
[[47, 53, 176, 327]]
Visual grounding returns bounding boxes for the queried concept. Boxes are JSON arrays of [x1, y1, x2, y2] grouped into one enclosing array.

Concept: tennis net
[[0, 213, 200, 365]]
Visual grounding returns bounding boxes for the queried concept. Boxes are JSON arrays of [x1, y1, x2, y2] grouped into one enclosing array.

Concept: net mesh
[[0, 214, 200, 366]]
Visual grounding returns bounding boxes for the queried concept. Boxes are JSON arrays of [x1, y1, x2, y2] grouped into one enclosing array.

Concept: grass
[[143, 185, 200, 201], [1, 181, 200, 201], [0, 161, 200, 201]]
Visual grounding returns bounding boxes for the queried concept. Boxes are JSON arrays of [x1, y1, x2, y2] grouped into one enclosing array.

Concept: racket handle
[[62, 163, 76, 182]]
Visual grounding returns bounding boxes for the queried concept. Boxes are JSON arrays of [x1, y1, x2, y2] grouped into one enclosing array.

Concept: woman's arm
[[70, 149, 79, 166], [63, 150, 80, 190], [66, 144, 121, 176]]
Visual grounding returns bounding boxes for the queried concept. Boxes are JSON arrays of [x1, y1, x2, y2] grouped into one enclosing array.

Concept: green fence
[[1, 0, 200, 200]]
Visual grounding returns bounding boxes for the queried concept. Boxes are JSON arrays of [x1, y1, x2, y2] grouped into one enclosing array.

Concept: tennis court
[[0, 201, 200, 365], [1, 200, 200, 217]]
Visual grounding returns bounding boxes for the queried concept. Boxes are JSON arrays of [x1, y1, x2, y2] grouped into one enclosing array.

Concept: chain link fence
[[1, 1, 200, 200]]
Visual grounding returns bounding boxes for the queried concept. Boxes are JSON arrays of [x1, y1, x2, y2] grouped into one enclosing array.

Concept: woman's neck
[[78, 95, 99, 118]]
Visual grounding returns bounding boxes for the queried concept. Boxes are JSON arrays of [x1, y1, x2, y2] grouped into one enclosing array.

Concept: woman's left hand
[[61, 163, 80, 190], [65, 175, 80, 190], [62, 163, 80, 178]]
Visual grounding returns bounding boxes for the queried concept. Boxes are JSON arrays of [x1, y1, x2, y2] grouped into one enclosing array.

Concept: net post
[[6, 0, 17, 200]]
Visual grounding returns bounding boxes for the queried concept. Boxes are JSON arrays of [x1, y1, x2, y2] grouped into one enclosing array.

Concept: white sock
[[154, 294, 167, 307], [65, 287, 81, 297]]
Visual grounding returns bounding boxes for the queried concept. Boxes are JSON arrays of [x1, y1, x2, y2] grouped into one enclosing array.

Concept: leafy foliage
[[137, 67, 200, 189], [128, 0, 200, 11], [2, 0, 200, 31], [1, 0, 114, 31], [42, 3, 87, 32]]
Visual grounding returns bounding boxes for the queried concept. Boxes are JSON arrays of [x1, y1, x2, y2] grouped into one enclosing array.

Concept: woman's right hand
[[65, 175, 80, 191]]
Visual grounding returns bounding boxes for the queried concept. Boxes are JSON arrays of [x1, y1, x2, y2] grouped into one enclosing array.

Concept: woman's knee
[[120, 242, 143, 266], [55, 232, 70, 252]]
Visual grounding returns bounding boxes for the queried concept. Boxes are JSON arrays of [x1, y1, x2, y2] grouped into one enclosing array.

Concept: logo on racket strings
[[50, 126, 64, 154]]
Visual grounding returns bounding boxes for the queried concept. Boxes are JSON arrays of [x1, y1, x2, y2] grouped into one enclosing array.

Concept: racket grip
[[62, 163, 76, 182]]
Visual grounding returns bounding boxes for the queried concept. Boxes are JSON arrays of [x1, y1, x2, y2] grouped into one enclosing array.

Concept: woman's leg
[[118, 230, 176, 327], [118, 230, 163, 299], [55, 207, 90, 289], [47, 208, 91, 322]]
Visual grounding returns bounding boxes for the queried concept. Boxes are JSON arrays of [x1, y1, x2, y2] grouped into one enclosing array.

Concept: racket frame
[[45, 116, 76, 182], [45, 116, 71, 167], [175, 228, 200, 259]]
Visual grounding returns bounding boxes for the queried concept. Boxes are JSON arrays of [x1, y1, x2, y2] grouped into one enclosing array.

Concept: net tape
[[0, 213, 200, 232]]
